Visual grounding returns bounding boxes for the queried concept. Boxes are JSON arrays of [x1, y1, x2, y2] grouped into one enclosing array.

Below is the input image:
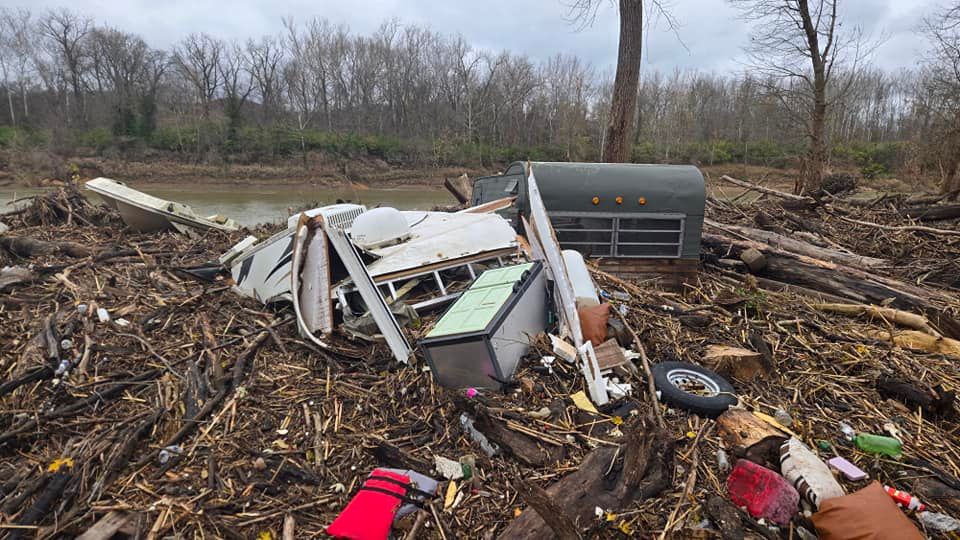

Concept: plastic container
[[562, 250, 600, 308], [726, 459, 800, 525], [855, 433, 903, 459]]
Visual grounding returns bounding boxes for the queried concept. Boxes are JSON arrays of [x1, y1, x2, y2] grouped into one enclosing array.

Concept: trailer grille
[[324, 206, 366, 229], [551, 213, 684, 258]]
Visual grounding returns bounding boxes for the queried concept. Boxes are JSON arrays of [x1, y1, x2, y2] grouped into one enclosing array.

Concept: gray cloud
[[9, 0, 940, 73]]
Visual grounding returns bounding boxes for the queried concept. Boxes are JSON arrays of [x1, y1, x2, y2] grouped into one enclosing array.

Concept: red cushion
[[327, 469, 411, 539]]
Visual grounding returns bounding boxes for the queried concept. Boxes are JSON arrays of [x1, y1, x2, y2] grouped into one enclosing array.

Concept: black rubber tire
[[652, 361, 737, 419]]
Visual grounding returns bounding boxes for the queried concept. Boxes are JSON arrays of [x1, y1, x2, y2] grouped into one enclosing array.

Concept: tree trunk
[[938, 157, 959, 200], [795, 0, 830, 194], [601, 0, 643, 163]]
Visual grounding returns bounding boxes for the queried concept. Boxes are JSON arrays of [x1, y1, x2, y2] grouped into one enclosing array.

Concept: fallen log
[[903, 204, 960, 222], [704, 218, 887, 268], [702, 232, 960, 339], [0, 235, 92, 258]]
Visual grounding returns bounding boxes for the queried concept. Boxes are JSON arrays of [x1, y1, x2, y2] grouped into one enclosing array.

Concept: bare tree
[[729, 0, 868, 193], [219, 42, 253, 149], [88, 27, 151, 134], [283, 18, 328, 166], [921, 3, 960, 198], [172, 33, 224, 118], [38, 8, 92, 125], [246, 36, 285, 125], [0, 8, 34, 125]]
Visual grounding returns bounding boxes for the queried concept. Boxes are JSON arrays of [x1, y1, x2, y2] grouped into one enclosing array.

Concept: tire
[[652, 361, 737, 419]]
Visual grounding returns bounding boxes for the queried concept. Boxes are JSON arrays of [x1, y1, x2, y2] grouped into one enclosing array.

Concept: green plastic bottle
[[855, 433, 903, 459]]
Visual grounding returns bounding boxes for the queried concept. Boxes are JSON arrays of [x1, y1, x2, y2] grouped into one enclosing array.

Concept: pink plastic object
[[827, 456, 868, 481], [727, 459, 800, 525], [465, 388, 478, 398]]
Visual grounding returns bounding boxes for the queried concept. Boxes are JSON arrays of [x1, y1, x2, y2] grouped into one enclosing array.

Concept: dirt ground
[[0, 152, 937, 198]]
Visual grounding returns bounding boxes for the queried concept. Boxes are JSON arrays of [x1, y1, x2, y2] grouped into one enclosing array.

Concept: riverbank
[[0, 152, 485, 189]]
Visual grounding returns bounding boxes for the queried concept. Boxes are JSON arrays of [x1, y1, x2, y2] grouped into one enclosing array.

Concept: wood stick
[[282, 514, 295, 540], [621, 320, 665, 429], [838, 215, 960, 236], [719, 175, 815, 204]]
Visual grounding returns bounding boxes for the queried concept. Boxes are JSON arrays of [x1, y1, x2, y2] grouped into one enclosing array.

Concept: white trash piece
[[96, 307, 111, 323], [562, 250, 600, 308]]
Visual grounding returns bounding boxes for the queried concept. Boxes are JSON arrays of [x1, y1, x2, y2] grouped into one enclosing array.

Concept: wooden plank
[[76, 511, 131, 540]]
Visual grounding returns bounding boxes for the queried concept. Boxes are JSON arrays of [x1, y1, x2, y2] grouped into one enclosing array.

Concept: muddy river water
[[0, 183, 456, 227]]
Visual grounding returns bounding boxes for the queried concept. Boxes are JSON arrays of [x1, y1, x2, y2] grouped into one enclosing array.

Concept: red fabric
[[727, 459, 799, 525], [327, 469, 410, 539]]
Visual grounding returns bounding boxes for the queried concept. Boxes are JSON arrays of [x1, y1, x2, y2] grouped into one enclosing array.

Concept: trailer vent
[[551, 213, 684, 258]]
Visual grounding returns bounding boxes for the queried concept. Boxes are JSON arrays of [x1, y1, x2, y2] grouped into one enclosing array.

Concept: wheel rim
[[666, 368, 721, 397]]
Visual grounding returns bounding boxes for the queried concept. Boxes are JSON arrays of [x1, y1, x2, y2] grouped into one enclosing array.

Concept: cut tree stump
[[740, 248, 767, 273], [702, 345, 769, 381]]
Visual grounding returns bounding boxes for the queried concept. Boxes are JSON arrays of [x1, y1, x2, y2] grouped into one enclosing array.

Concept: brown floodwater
[[0, 183, 456, 227]]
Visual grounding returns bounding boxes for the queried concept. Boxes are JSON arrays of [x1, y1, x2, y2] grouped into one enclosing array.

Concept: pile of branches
[[1, 183, 959, 538]]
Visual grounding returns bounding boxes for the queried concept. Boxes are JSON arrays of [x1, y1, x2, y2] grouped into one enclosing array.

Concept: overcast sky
[[7, 0, 937, 74]]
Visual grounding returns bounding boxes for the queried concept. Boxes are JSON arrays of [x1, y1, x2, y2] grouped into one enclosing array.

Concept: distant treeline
[[0, 8, 947, 177]]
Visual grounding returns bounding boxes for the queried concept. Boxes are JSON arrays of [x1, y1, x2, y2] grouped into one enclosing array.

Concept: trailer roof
[[506, 161, 705, 216]]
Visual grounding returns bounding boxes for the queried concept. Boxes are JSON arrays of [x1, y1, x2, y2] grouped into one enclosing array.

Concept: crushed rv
[[85, 177, 238, 233]]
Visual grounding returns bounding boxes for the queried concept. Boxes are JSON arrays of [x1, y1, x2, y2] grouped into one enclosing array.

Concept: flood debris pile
[[1, 172, 960, 539]]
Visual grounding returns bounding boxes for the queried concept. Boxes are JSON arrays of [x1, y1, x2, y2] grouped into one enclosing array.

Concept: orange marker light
[[638, 197, 647, 205], [615, 196, 623, 204], [592, 196, 600, 205]]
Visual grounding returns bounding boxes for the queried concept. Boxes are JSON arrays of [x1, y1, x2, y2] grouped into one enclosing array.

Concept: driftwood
[[719, 175, 816, 204], [498, 416, 674, 539], [864, 329, 960, 359], [0, 235, 92, 258], [876, 377, 955, 417], [812, 303, 940, 335], [514, 480, 581, 540], [702, 232, 960, 339], [76, 511, 133, 540], [838, 215, 960, 237], [443, 177, 469, 205], [0, 266, 35, 291], [704, 218, 887, 268], [903, 204, 960, 222]]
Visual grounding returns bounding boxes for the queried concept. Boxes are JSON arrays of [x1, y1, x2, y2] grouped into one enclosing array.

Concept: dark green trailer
[[471, 162, 705, 286]]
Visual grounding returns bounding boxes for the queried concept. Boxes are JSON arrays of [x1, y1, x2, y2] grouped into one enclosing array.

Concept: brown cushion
[[578, 303, 610, 346], [812, 481, 924, 540]]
